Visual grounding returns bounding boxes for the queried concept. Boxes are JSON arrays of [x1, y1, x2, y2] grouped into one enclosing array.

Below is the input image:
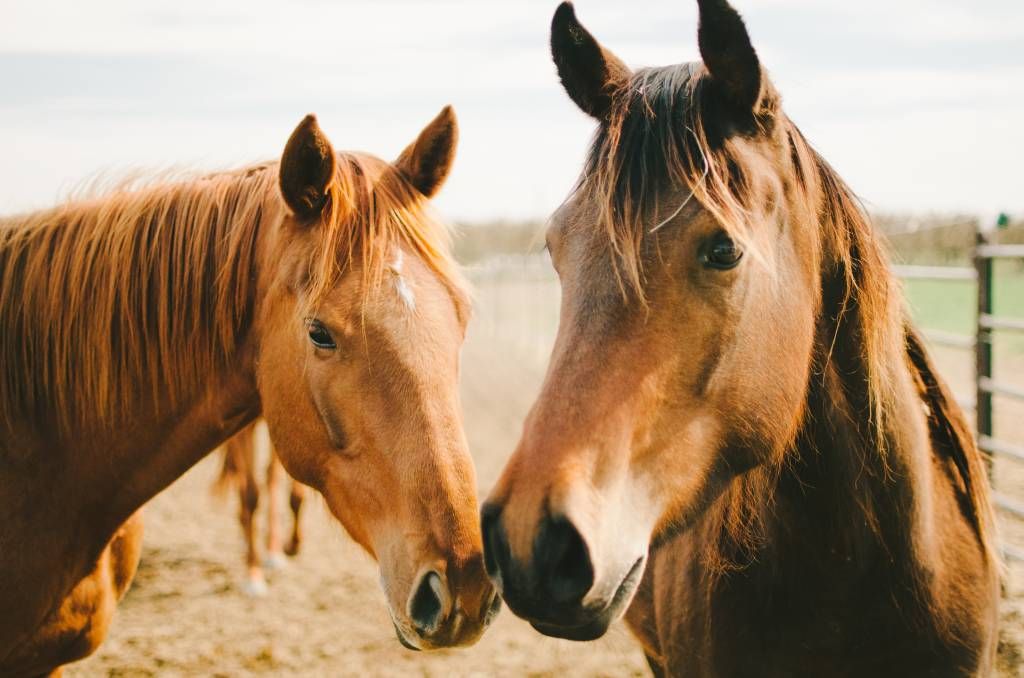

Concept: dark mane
[[580, 61, 781, 294]]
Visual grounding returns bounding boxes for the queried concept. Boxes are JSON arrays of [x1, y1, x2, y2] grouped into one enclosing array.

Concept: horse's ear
[[697, 0, 763, 113], [279, 114, 336, 222], [550, 2, 631, 120], [394, 105, 458, 198]]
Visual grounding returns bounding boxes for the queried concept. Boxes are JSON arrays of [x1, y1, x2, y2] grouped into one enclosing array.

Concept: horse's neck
[[77, 211, 269, 541], [774, 341, 932, 570], [2, 187, 270, 549], [0, 347, 259, 649], [110, 352, 261, 523]]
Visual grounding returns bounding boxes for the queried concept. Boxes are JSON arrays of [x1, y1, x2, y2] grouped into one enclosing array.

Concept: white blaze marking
[[389, 249, 416, 310]]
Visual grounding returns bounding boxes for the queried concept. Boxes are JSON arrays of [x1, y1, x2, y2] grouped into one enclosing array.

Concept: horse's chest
[[0, 512, 142, 676], [641, 547, 974, 678]]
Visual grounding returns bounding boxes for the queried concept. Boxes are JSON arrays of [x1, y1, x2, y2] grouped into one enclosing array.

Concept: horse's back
[[0, 512, 143, 678]]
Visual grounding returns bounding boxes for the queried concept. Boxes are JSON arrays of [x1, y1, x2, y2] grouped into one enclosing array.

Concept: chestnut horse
[[215, 419, 307, 596], [0, 106, 498, 677], [483, 2, 999, 675]]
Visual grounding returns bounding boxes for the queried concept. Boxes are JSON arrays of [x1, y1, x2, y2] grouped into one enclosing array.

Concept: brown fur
[[0, 109, 494, 676], [484, 3, 998, 675]]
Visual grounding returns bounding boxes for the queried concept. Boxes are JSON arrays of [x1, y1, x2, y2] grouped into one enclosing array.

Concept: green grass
[[901, 261, 1024, 353]]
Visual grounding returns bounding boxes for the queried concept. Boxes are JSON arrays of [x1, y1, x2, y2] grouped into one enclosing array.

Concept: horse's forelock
[[302, 153, 468, 319]]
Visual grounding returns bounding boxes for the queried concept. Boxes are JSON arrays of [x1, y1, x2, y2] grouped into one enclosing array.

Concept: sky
[[1, 0, 1022, 224]]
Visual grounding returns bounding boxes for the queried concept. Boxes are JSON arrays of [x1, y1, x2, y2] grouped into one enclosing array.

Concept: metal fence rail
[[891, 264, 976, 281], [978, 244, 1024, 259], [891, 266, 976, 350], [980, 436, 1024, 464]]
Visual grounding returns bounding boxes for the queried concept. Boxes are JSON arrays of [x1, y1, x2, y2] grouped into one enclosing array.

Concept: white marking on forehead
[[389, 249, 416, 311]]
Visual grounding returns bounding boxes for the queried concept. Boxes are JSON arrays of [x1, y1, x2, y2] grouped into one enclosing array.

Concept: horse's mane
[[581, 62, 996, 571], [0, 153, 463, 435], [905, 324, 998, 567]]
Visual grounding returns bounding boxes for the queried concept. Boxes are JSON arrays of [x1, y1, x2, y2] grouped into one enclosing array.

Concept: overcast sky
[[1, 0, 1022, 223]]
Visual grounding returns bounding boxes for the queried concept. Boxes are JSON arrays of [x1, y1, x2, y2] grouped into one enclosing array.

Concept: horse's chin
[[530, 617, 612, 641]]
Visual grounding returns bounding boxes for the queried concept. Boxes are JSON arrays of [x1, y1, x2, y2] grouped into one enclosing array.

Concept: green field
[[902, 261, 1024, 354]]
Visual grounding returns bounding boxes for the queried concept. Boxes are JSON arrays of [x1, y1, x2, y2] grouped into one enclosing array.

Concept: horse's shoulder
[[0, 512, 143, 677]]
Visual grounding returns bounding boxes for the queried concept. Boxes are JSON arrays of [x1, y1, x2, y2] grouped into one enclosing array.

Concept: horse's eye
[[306, 319, 336, 349], [703, 232, 743, 270]]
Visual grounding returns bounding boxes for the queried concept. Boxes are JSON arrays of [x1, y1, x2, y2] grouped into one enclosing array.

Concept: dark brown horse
[[482, 2, 999, 675], [0, 107, 498, 676], [215, 419, 307, 596]]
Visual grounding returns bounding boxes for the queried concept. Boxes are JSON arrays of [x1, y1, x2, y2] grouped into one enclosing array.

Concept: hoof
[[263, 552, 287, 572], [241, 572, 268, 597]]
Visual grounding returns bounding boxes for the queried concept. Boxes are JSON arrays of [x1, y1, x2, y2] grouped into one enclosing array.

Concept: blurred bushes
[[881, 214, 1023, 266], [452, 221, 545, 264]]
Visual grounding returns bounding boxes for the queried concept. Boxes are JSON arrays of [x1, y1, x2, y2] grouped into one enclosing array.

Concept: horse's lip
[[523, 554, 647, 640], [393, 622, 422, 652]]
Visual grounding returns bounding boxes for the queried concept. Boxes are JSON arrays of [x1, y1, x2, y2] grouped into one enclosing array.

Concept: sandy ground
[[71, 281, 1024, 677]]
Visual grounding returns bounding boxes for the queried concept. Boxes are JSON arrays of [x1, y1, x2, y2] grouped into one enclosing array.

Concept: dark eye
[[306, 319, 336, 349], [703, 232, 743, 270]]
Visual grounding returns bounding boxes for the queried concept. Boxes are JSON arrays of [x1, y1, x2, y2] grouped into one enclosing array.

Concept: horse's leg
[[263, 446, 286, 570], [237, 443, 266, 596], [2, 512, 143, 678], [284, 480, 306, 557]]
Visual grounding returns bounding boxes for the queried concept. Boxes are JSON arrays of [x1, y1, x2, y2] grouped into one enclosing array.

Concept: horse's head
[[483, 1, 824, 640], [256, 108, 498, 650]]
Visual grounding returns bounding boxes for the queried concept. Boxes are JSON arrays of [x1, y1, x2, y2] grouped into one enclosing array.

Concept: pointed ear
[[551, 2, 631, 120], [279, 114, 336, 221], [394, 105, 459, 198], [697, 0, 763, 112]]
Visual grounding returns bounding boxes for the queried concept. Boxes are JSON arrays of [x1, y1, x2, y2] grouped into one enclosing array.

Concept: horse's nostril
[[481, 504, 594, 615], [408, 570, 445, 637], [480, 502, 509, 584], [537, 515, 594, 605]]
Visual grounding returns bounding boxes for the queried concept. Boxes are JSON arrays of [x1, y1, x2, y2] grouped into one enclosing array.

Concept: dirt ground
[[71, 302, 1024, 676]]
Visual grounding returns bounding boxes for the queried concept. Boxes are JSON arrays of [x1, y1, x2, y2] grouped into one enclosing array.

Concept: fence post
[[975, 228, 994, 475]]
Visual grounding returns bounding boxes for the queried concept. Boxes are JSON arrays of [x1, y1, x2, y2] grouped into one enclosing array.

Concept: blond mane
[[0, 154, 464, 435], [309, 153, 466, 313]]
